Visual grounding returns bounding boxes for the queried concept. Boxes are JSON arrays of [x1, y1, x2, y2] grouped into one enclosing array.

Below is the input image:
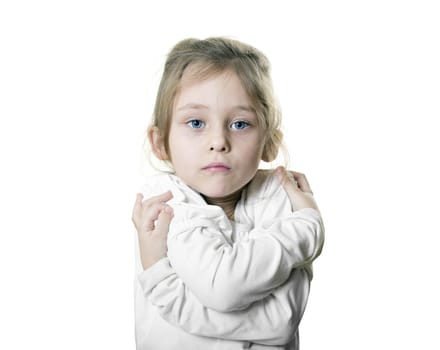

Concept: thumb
[[154, 207, 174, 237]]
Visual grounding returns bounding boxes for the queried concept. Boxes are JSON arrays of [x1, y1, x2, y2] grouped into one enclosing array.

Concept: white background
[[1, 0, 439, 348]]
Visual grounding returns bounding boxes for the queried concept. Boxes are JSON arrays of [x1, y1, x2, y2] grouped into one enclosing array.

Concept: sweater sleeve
[[167, 207, 324, 312], [138, 257, 311, 346]]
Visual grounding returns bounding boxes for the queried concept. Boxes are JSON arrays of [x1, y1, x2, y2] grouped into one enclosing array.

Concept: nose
[[209, 129, 230, 152]]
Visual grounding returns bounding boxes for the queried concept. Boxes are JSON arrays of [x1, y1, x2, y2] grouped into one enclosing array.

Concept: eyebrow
[[177, 103, 256, 113], [176, 103, 209, 111], [231, 105, 256, 114]]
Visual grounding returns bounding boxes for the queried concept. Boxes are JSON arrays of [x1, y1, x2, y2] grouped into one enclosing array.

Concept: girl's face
[[165, 70, 265, 199]]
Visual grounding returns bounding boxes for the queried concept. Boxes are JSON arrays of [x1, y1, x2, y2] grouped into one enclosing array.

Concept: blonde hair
[[149, 37, 284, 164]]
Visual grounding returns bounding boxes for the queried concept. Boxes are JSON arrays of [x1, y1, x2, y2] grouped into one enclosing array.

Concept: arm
[[167, 207, 323, 312], [137, 257, 311, 346], [132, 173, 320, 345], [167, 169, 323, 311], [135, 170, 324, 312]]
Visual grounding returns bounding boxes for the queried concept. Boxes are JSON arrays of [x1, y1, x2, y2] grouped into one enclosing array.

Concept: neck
[[202, 188, 243, 221]]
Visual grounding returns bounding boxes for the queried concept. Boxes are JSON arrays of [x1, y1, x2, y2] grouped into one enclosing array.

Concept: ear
[[262, 131, 282, 162], [261, 139, 280, 163], [262, 145, 278, 162], [148, 126, 168, 160]]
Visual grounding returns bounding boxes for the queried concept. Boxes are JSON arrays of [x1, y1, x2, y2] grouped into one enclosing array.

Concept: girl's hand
[[275, 166, 320, 212], [132, 191, 174, 270]]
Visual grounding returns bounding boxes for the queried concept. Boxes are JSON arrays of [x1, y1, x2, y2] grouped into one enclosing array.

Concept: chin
[[202, 186, 240, 199], [200, 190, 228, 198]]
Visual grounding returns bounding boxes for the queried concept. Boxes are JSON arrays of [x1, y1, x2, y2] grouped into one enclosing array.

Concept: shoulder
[[247, 169, 284, 200], [138, 172, 204, 205], [240, 169, 291, 221]]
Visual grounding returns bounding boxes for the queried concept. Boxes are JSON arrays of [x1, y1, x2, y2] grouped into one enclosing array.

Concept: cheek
[[168, 138, 194, 168], [167, 128, 182, 154], [166, 141, 179, 165], [248, 135, 265, 160], [240, 144, 264, 166]]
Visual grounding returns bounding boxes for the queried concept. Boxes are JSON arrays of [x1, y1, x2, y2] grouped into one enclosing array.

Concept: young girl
[[132, 37, 324, 350]]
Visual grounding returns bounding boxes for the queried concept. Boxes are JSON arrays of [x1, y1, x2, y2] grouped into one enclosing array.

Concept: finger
[[154, 207, 174, 237], [291, 172, 313, 194], [136, 193, 144, 202], [132, 193, 144, 221], [134, 191, 172, 230], [142, 203, 171, 232], [275, 166, 299, 194], [134, 193, 144, 210], [143, 191, 173, 206], [275, 166, 295, 185]]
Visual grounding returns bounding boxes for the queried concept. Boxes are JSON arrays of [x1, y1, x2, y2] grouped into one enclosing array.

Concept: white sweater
[[134, 170, 325, 350]]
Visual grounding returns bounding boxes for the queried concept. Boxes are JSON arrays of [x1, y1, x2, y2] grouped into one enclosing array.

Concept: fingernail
[[164, 206, 173, 214], [276, 167, 286, 179]]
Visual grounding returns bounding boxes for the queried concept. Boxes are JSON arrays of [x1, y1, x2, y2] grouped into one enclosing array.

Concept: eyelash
[[186, 119, 205, 129], [186, 119, 250, 130], [231, 120, 250, 130]]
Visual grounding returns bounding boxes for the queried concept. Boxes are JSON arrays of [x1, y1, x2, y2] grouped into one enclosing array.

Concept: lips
[[202, 162, 231, 172]]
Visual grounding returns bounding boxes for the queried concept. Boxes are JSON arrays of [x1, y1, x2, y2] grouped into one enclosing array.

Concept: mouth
[[202, 162, 231, 173]]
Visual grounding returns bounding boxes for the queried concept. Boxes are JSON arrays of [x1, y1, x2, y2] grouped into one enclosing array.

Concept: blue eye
[[187, 119, 205, 129], [231, 121, 250, 130]]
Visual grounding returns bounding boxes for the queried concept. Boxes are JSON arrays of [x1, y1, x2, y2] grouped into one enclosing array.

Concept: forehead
[[174, 69, 253, 111]]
